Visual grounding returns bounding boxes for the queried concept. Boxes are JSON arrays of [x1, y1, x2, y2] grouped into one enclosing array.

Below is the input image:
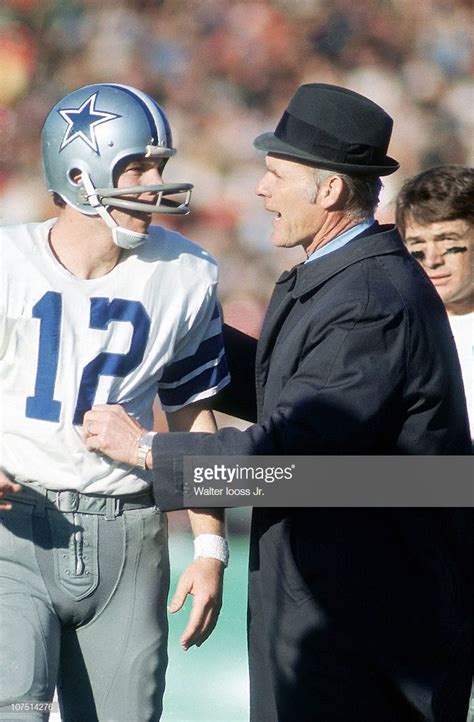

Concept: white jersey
[[449, 312, 474, 439], [0, 219, 229, 494]]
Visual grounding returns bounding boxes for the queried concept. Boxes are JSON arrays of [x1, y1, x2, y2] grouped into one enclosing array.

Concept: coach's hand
[[84, 404, 147, 466], [0, 471, 22, 511], [169, 558, 224, 651]]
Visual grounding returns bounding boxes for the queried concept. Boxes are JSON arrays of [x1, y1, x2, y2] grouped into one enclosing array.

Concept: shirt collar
[[304, 218, 375, 264]]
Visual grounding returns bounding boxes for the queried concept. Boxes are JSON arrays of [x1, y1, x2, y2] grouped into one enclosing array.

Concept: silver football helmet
[[41, 83, 193, 248]]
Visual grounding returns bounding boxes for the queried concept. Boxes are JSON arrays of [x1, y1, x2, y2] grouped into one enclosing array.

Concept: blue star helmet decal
[[58, 92, 121, 154]]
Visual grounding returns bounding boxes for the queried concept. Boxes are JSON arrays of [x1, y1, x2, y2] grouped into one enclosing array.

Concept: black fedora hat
[[254, 83, 399, 176]]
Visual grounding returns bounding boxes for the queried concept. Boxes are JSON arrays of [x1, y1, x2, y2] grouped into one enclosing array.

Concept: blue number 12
[[26, 292, 150, 424]]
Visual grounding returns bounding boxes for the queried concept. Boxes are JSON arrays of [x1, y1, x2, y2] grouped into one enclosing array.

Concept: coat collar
[[276, 224, 404, 298]]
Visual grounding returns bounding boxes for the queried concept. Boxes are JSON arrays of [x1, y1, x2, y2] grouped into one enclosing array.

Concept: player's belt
[[11, 482, 155, 518]]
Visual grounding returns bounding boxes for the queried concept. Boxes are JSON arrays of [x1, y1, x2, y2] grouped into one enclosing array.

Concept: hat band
[[274, 111, 387, 166]]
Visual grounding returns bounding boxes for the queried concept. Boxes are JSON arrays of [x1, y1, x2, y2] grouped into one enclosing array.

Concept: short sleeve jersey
[[0, 219, 229, 494], [449, 312, 474, 439]]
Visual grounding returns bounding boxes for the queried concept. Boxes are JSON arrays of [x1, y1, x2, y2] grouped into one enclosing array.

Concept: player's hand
[[83, 404, 147, 466], [169, 558, 224, 651], [0, 471, 22, 511]]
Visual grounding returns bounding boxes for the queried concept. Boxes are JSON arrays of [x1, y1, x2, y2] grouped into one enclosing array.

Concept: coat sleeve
[[211, 324, 258, 422], [150, 295, 411, 509]]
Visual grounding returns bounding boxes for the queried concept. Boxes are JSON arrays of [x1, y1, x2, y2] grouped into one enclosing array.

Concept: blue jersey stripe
[[158, 354, 229, 409], [160, 332, 224, 385]]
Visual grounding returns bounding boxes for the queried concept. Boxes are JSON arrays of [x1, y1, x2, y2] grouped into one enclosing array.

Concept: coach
[[86, 84, 472, 721]]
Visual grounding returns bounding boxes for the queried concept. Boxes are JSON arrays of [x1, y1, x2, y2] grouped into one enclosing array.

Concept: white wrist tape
[[193, 534, 229, 567]]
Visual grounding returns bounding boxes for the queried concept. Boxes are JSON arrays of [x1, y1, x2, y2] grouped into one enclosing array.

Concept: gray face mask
[[80, 171, 192, 250]]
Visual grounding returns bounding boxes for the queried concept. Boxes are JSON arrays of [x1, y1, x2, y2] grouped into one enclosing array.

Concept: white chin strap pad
[[81, 171, 148, 250], [112, 227, 148, 249]]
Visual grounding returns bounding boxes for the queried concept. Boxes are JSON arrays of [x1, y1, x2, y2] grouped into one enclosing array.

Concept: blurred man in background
[[396, 165, 474, 440]]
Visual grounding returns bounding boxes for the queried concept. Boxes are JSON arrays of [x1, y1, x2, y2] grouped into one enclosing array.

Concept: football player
[[0, 83, 230, 721], [396, 165, 474, 440]]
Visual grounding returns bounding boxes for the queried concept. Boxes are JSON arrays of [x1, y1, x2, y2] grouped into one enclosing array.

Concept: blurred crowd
[[1, 0, 473, 335]]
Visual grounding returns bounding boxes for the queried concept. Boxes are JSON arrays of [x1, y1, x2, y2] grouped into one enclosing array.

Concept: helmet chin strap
[[80, 171, 148, 249], [111, 226, 148, 250]]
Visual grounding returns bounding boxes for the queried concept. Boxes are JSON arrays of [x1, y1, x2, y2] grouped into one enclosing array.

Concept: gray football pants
[[0, 483, 169, 722]]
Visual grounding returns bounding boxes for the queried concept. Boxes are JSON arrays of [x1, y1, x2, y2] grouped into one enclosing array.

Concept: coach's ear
[[318, 174, 347, 211], [212, 325, 258, 423]]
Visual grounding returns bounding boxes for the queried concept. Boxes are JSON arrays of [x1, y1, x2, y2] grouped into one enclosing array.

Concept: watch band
[[136, 431, 156, 469]]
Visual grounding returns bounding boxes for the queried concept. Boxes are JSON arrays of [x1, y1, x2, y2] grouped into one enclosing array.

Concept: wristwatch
[[136, 431, 156, 469]]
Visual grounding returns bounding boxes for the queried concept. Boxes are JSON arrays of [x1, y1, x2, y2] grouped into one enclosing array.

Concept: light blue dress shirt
[[305, 219, 375, 264]]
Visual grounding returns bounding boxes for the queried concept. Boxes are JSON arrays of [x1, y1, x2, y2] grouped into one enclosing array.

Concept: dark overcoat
[[152, 224, 472, 721]]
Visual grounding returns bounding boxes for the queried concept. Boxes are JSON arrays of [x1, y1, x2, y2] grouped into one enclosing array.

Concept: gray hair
[[306, 169, 382, 220]]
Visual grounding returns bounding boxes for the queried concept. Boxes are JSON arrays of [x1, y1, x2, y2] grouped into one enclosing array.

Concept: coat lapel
[[255, 266, 301, 411]]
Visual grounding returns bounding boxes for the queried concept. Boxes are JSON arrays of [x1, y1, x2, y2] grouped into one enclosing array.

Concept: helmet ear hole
[[68, 168, 82, 186]]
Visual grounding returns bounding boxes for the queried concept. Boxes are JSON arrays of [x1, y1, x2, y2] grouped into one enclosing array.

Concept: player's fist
[[83, 404, 147, 466]]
